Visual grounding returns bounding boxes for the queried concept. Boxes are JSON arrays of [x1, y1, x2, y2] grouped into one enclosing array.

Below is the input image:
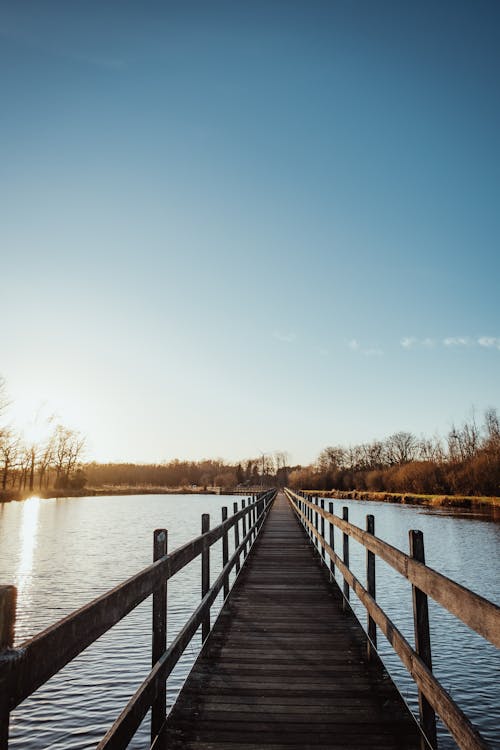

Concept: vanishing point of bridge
[[1, 489, 499, 749]]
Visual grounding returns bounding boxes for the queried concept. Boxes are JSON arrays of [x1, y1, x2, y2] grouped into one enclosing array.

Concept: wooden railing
[[0, 489, 276, 749], [285, 488, 499, 750]]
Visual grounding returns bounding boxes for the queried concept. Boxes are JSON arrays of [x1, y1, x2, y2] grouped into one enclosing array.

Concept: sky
[[1, 0, 499, 464]]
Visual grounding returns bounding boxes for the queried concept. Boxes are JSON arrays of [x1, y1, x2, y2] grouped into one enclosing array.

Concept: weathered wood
[[288, 496, 491, 750], [0, 588, 16, 651], [5, 499, 265, 711], [221, 507, 229, 600], [241, 500, 247, 557], [164, 493, 422, 749], [329, 501, 335, 579], [98, 499, 275, 750], [287, 489, 500, 648], [201, 514, 210, 642], [410, 530, 437, 750], [233, 502, 241, 574], [342, 506, 349, 610], [151, 529, 167, 744], [0, 586, 16, 750], [366, 515, 376, 659], [320, 499, 325, 564]]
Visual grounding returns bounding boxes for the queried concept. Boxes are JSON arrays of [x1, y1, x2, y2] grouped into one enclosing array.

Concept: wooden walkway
[[163, 492, 422, 749]]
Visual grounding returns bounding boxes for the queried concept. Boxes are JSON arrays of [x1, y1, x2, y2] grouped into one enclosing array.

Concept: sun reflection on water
[[17, 496, 41, 600]]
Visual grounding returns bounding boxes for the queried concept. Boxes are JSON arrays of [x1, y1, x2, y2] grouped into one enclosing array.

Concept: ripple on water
[[1, 494, 498, 749]]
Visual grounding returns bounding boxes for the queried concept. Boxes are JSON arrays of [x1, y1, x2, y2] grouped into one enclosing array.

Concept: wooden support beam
[[151, 530, 167, 744], [410, 530, 437, 750], [201, 514, 210, 642], [221, 508, 229, 600], [233, 502, 241, 574], [241, 500, 247, 557], [342, 507, 349, 610], [0, 586, 16, 750], [366, 515, 376, 660], [328, 502, 335, 580]]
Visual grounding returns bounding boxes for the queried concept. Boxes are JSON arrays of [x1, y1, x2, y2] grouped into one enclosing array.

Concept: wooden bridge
[[0, 489, 499, 749]]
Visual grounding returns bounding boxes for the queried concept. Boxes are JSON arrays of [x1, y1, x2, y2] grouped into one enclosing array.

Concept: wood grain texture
[[163, 493, 422, 749]]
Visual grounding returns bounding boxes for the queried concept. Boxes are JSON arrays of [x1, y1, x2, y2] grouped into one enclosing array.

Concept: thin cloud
[[401, 337, 418, 349], [478, 336, 500, 350], [443, 337, 472, 347], [348, 339, 383, 356], [400, 336, 499, 351], [273, 331, 296, 344], [400, 337, 436, 349]]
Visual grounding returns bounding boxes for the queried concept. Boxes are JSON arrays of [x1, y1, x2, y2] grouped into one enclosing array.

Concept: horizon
[[2, 1, 499, 466]]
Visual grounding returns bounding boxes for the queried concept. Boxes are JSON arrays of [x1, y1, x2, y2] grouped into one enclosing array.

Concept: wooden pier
[[1, 488, 498, 749], [163, 492, 421, 749]]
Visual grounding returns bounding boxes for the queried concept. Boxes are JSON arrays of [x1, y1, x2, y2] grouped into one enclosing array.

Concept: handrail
[[97, 509, 269, 749], [285, 487, 498, 750], [286, 489, 499, 647], [0, 489, 276, 748]]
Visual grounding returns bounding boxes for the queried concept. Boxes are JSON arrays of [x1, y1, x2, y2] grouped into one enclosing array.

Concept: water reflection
[[16, 496, 40, 599], [0, 494, 497, 749]]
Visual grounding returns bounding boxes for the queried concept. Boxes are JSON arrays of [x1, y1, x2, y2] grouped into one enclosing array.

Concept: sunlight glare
[[17, 496, 41, 598]]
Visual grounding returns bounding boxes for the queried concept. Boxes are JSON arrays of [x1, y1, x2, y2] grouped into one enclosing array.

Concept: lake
[[0, 493, 498, 749]]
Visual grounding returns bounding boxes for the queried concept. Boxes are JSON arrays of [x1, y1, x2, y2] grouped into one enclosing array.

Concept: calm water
[[0, 494, 498, 749]]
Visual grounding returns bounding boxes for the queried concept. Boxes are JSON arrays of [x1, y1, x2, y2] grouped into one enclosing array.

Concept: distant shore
[[304, 488, 500, 509], [0, 485, 259, 503], [2, 486, 499, 511]]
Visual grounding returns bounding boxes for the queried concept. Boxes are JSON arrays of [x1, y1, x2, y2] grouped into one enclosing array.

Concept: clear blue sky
[[1, 1, 499, 464]]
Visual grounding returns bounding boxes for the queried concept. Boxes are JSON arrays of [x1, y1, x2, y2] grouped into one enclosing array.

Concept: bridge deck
[[163, 492, 422, 749]]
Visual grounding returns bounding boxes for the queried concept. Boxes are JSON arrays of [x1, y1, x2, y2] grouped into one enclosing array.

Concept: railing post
[[233, 502, 241, 574], [328, 502, 335, 580], [342, 507, 349, 611], [320, 499, 325, 564], [222, 507, 229, 600], [201, 514, 210, 642], [314, 498, 319, 552], [151, 530, 167, 743], [241, 499, 247, 556], [409, 530, 437, 750], [366, 515, 377, 660], [0, 585, 16, 750]]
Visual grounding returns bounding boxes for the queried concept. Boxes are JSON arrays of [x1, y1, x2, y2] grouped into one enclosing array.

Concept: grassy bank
[[303, 488, 500, 509]]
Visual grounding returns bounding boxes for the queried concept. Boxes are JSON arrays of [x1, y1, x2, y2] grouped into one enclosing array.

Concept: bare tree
[[52, 425, 86, 487], [0, 429, 20, 491], [385, 432, 418, 465], [317, 446, 345, 473]]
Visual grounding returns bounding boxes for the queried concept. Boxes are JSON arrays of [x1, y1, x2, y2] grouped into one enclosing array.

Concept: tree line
[[288, 409, 500, 496], [2, 374, 498, 498], [0, 377, 86, 497]]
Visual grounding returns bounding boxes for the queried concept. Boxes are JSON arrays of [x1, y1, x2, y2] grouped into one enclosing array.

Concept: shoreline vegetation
[[303, 488, 500, 509], [0, 485, 248, 503], [1, 485, 498, 513], [1, 375, 499, 512]]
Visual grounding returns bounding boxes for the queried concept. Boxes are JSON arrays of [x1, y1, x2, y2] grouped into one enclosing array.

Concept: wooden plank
[[289, 497, 491, 750], [97, 496, 275, 750], [164, 493, 422, 749]]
